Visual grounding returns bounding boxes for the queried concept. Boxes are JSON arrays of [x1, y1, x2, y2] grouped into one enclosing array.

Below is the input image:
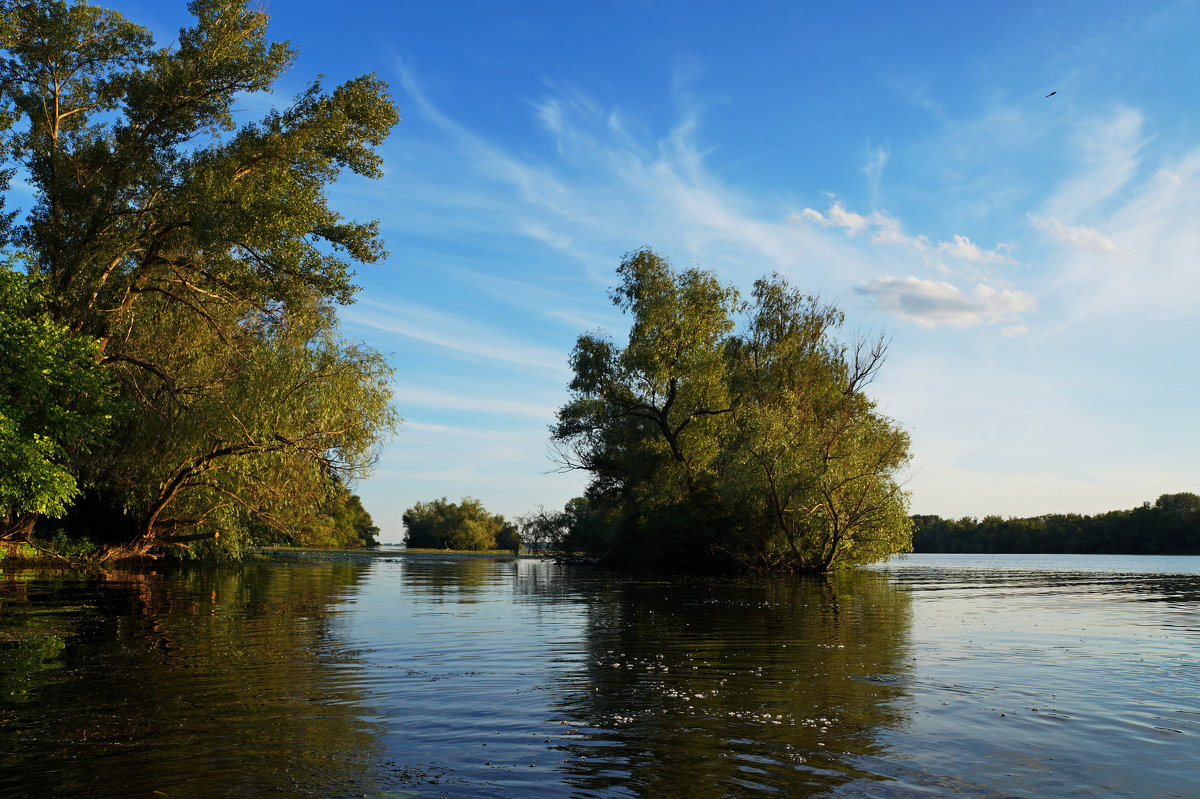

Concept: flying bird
[[1045, 91, 1057, 97]]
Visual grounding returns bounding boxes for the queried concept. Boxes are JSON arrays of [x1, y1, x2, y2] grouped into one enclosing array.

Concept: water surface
[[1, 552, 1196, 797]]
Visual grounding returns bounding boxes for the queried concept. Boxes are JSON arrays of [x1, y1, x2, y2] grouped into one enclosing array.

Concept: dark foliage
[[912, 493, 1200, 554]]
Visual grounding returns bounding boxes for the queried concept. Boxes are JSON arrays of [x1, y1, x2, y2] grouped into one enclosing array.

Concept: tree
[[515, 506, 563, 552], [553, 250, 912, 572], [97, 296, 394, 557], [0, 260, 113, 541], [910, 494, 1200, 555], [720, 277, 911, 570], [402, 497, 511, 552], [552, 249, 738, 565], [0, 0, 400, 557], [263, 486, 381, 549], [495, 522, 521, 554]]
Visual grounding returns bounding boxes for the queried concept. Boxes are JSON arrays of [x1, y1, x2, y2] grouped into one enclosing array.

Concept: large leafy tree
[[96, 295, 394, 557], [553, 250, 912, 572], [721, 277, 911, 570], [402, 497, 514, 552], [0, 0, 400, 557], [552, 249, 738, 562]]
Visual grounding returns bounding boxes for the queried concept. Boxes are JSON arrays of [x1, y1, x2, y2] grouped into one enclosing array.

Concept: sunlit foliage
[[0, 261, 113, 539], [403, 497, 518, 552], [0, 0, 399, 558], [553, 248, 911, 572]]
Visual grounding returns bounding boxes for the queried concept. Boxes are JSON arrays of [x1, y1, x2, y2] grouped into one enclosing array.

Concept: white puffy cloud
[[797, 201, 870, 235], [856, 275, 1036, 328], [794, 201, 928, 250], [936, 234, 1012, 264]]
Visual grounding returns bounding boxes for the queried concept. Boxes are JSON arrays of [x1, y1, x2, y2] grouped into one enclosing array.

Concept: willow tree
[[721, 277, 911, 571], [552, 249, 739, 561], [96, 296, 395, 557], [553, 251, 912, 572], [0, 0, 399, 557]]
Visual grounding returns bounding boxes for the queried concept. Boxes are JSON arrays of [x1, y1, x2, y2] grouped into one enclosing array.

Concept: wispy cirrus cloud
[[345, 297, 571, 376], [1031, 110, 1200, 321], [402, 421, 523, 441], [390, 386, 558, 420], [391, 62, 869, 287], [1028, 214, 1121, 254]]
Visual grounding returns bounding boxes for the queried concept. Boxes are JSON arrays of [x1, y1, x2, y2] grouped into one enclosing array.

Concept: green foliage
[[0, 0, 399, 557], [494, 522, 521, 554], [99, 295, 395, 552], [912, 492, 1200, 554], [515, 506, 565, 551], [517, 496, 622, 556], [269, 488, 381, 549], [0, 262, 113, 536], [553, 249, 912, 572], [402, 497, 512, 552]]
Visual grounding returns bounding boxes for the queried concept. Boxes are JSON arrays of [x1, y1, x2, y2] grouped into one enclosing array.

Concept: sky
[[113, 0, 1200, 543]]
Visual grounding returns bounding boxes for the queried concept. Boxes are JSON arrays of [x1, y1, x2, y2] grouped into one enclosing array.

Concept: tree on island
[[0, 0, 398, 558], [403, 497, 520, 553], [552, 248, 912, 573]]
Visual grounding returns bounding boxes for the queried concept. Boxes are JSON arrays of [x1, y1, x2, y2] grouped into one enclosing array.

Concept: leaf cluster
[[553, 248, 912, 572], [402, 496, 516, 552], [0, 260, 113, 530], [0, 1, 400, 558]]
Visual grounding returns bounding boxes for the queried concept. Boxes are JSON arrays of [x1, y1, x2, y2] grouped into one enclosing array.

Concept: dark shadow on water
[[524, 569, 916, 797], [0, 563, 387, 798]]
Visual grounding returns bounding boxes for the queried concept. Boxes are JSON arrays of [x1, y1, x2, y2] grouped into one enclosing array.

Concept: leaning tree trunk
[[0, 512, 38, 542]]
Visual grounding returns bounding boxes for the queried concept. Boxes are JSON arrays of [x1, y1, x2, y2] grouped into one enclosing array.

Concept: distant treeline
[[912, 493, 1200, 555]]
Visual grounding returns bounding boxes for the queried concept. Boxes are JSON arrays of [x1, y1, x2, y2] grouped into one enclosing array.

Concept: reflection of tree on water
[[0, 564, 390, 798], [399, 555, 515, 602], [552, 571, 913, 797]]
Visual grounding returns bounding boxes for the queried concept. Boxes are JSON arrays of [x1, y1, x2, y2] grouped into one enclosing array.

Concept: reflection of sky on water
[[858, 554, 1200, 797], [2, 554, 1197, 797]]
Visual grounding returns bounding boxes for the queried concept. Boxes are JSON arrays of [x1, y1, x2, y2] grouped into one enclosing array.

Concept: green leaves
[[554, 251, 912, 572], [0, 1, 399, 557], [0, 262, 113, 529], [402, 497, 512, 551]]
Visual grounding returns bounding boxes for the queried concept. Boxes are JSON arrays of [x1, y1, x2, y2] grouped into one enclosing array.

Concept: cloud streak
[[391, 386, 558, 420], [345, 298, 571, 376], [1029, 214, 1121, 254]]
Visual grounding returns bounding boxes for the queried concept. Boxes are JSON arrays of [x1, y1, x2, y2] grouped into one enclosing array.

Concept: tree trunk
[[0, 512, 38, 542]]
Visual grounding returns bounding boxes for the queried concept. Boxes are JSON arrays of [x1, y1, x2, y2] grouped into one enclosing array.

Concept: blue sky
[[117, 1, 1199, 542]]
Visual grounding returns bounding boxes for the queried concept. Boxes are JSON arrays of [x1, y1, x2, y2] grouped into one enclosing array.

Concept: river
[[1, 552, 1196, 798]]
